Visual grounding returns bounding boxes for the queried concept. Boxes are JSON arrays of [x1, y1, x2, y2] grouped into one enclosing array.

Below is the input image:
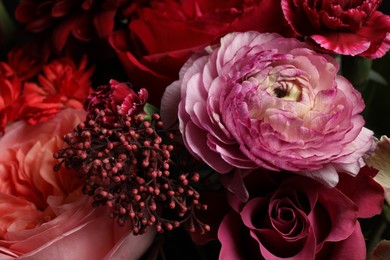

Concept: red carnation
[[282, 0, 390, 58]]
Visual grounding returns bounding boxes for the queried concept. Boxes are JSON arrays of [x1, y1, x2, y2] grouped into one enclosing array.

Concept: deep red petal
[[93, 10, 116, 38], [316, 222, 366, 259], [358, 11, 390, 58], [282, 0, 315, 36], [129, 19, 214, 54], [15, 1, 37, 23], [72, 15, 93, 41], [52, 0, 75, 17], [52, 18, 79, 51], [336, 167, 384, 218]]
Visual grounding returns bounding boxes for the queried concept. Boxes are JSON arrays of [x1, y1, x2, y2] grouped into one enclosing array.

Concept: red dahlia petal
[[52, 18, 78, 51], [72, 15, 93, 41], [52, 0, 76, 17], [26, 14, 53, 32], [15, 0, 37, 23], [93, 10, 116, 38]]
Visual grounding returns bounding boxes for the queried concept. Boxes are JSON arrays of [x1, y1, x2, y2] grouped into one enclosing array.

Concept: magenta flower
[[281, 0, 390, 58], [163, 31, 374, 186]]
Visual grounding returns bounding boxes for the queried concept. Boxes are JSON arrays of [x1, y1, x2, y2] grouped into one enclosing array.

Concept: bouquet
[[1, 0, 390, 259]]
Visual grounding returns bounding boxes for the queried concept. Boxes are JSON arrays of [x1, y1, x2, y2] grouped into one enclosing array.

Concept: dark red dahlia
[[55, 81, 209, 235], [15, 0, 134, 52]]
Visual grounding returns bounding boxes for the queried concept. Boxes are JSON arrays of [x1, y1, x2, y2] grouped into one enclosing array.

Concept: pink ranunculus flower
[[217, 167, 384, 259], [163, 31, 374, 186], [281, 0, 390, 58], [0, 108, 155, 259]]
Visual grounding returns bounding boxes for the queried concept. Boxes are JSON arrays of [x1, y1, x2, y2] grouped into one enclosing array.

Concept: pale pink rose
[[365, 135, 390, 204], [163, 31, 374, 186], [371, 240, 390, 260], [0, 108, 155, 259]]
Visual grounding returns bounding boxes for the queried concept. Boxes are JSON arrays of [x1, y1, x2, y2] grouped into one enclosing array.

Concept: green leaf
[[341, 56, 373, 90], [144, 103, 159, 116], [360, 53, 390, 136], [0, 0, 16, 47], [369, 70, 388, 86]]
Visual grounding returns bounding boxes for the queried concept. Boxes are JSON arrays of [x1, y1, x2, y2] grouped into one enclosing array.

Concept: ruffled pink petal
[[160, 81, 181, 130], [184, 121, 233, 173], [301, 164, 339, 187], [310, 32, 370, 56]]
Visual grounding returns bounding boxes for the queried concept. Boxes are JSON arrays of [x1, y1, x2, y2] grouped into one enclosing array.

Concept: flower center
[[247, 65, 304, 102], [266, 80, 302, 101]]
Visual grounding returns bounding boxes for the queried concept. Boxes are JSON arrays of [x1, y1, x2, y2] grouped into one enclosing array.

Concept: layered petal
[[164, 31, 373, 186]]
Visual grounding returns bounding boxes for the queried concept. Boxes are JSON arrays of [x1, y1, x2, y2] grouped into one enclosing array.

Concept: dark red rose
[[282, 0, 390, 58], [109, 0, 294, 106], [216, 167, 384, 259]]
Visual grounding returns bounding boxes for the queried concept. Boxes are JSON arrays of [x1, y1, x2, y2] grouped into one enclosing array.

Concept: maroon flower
[[84, 79, 147, 118], [216, 167, 384, 259], [109, 0, 294, 106], [282, 0, 390, 58], [55, 81, 209, 235], [15, 0, 132, 53]]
